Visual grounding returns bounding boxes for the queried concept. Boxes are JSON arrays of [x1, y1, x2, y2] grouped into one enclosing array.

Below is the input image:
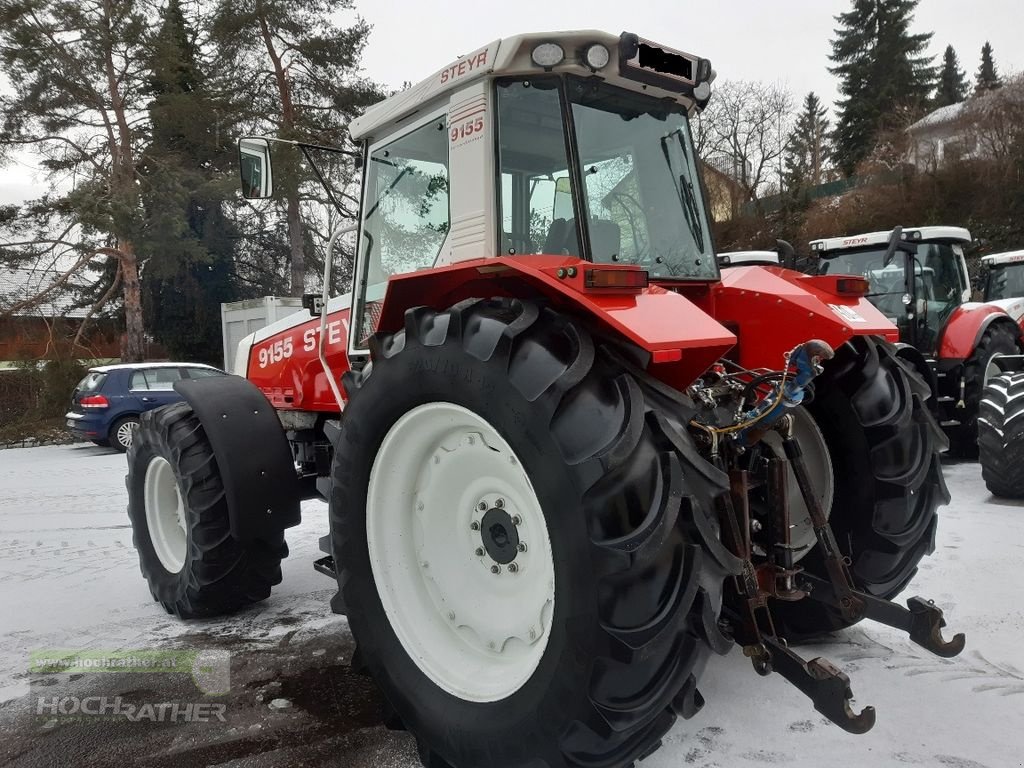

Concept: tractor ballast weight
[[125, 30, 962, 768]]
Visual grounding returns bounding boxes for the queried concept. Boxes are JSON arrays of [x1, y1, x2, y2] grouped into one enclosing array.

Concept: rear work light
[[584, 268, 649, 290], [835, 277, 870, 297], [79, 394, 109, 409]]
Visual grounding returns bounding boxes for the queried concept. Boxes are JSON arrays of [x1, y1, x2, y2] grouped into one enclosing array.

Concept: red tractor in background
[[808, 227, 1024, 457], [125, 31, 963, 768]]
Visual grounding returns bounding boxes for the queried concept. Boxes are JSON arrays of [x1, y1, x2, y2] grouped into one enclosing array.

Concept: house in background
[[701, 159, 746, 222], [908, 79, 1024, 170], [0, 267, 121, 367]]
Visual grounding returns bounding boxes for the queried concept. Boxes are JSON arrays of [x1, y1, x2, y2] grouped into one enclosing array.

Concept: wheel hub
[[479, 505, 520, 565]]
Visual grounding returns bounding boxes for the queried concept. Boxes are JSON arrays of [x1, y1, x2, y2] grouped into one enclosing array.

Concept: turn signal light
[[79, 394, 109, 409], [584, 268, 649, 290], [836, 277, 870, 296]]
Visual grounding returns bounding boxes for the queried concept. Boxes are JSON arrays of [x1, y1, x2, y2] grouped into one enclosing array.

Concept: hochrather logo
[[35, 696, 226, 723]]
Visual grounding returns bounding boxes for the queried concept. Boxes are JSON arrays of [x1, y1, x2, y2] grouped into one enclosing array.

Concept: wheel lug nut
[[512, 515, 521, 526], [495, 498, 504, 509], [477, 501, 487, 511], [490, 565, 500, 574], [517, 542, 527, 552], [475, 547, 484, 557], [470, 521, 480, 531], [508, 563, 518, 573]]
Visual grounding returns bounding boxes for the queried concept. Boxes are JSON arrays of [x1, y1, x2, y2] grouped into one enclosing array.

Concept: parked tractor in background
[[809, 227, 1024, 457], [124, 31, 963, 768]]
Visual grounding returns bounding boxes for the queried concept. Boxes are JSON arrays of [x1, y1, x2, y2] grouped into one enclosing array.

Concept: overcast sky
[[1, 0, 1021, 205]]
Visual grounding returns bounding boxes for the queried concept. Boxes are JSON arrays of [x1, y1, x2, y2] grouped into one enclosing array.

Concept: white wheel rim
[[985, 354, 1004, 388], [144, 456, 188, 574], [758, 407, 834, 561], [117, 420, 138, 448], [367, 402, 555, 703]]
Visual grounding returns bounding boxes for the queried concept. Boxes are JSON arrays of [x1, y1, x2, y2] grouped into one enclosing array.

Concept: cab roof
[[810, 226, 972, 253], [349, 30, 709, 142], [981, 249, 1024, 266]]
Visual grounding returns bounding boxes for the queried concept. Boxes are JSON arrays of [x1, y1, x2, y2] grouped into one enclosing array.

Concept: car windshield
[[494, 77, 716, 281], [985, 263, 1024, 301]]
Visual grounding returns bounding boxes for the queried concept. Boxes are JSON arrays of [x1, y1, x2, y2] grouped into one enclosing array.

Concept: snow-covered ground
[[1, 443, 1022, 767]]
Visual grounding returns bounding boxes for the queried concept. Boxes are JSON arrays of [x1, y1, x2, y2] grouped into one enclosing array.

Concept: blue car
[[65, 363, 225, 451]]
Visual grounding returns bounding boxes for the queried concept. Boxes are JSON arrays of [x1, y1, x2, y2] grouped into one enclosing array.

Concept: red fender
[[937, 304, 1022, 361], [378, 255, 737, 389], [708, 265, 900, 371]]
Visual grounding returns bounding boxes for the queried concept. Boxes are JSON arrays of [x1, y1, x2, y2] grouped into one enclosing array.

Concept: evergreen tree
[[0, 1, 152, 360], [210, 0, 382, 297], [974, 41, 1004, 95], [830, 0, 936, 176], [784, 92, 832, 194], [934, 45, 968, 107], [139, 0, 240, 366]]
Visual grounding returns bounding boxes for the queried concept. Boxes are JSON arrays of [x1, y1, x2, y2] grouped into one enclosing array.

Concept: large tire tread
[[126, 402, 287, 619], [979, 372, 1024, 498], [332, 298, 739, 768]]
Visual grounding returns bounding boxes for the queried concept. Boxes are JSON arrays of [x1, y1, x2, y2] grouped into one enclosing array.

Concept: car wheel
[[111, 416, 141, 453]]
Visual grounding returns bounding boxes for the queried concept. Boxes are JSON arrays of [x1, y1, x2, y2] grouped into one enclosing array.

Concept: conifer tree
[[934, 45, 968, 107], [974, 41, 1004, 95], [830, 0, 936, 176]]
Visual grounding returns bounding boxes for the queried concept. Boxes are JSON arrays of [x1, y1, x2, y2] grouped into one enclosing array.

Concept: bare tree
[[694, 80, 794, 214]]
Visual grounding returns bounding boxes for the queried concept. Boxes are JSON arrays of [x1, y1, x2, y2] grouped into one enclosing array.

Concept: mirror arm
[[318, 223, 359, 412]]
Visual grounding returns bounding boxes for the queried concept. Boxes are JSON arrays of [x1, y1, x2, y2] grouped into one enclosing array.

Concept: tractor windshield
[[985, 263, 1024, 301], [819, 242, 968, 350], [495, 76, 716, 280]]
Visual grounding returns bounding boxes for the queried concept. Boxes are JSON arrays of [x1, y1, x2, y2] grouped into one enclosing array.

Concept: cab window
[[355, 117, 450, 347]]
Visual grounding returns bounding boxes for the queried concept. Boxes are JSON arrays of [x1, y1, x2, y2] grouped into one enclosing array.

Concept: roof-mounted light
[[531, 43, 565, 68], [584, 43, 610, 70]]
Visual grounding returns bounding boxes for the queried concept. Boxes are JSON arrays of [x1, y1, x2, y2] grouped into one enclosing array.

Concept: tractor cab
[[810, 227, 972, 354], [983, 249, 1024, 307]]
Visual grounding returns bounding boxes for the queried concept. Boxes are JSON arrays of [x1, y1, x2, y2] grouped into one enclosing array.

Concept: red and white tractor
[[125, 31, 963, 768], [975, 249, 1024, 496], [809, 227, 1024, 456]]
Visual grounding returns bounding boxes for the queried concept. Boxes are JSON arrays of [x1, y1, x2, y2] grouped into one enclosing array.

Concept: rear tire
[[330, 298, 739, 768], [126, 402, 287, 618], [947, 322, 1020, 459], [772, 336, 949, 639], [978, 372, 1024, 498]]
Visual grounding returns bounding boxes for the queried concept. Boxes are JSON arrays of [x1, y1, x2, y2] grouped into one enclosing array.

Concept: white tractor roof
[[350, 30, 707, 141], [810, 226, 972, 253], [981, 249, 1024, 266]]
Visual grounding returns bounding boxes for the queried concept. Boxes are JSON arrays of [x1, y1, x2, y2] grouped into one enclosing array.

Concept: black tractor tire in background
[[772, 336, 950, 640], [947, 322, 1020, 459], [978, 372, 1024, 498], [330, 298, 741, 768], [126, 402, 287, 618], [110, 414, 141, 453]]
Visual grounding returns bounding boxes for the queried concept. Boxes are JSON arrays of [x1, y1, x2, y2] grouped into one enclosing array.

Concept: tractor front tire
[[330, 298, 739, 768], [948, 322, 1020, 458], [773, 336, 949, 639], [126, 402, 287, 618], [978, 372, 1024, 498]]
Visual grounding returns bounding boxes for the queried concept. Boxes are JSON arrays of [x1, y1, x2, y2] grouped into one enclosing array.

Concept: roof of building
[[0, 266, 93, 318], [981, 249, 1024, 266], [908, 102, 967, 133], [810, 226, 972, 253]]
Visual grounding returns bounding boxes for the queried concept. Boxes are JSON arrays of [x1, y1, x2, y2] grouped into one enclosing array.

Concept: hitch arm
[[801, 574, 965, 658], [761, 635, 876, 734]]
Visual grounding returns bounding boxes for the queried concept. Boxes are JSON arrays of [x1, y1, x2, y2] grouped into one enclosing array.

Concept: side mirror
[[775, 239, 796, 270], [238, 137, 274, 199]]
